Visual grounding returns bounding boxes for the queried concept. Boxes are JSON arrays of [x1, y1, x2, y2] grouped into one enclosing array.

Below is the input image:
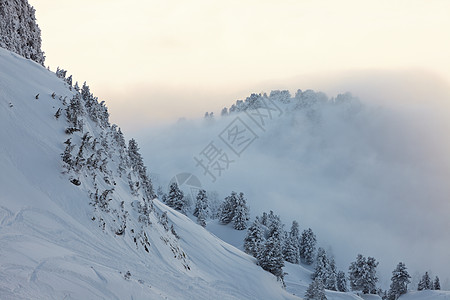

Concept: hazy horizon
[[29, 0, 450, 132]]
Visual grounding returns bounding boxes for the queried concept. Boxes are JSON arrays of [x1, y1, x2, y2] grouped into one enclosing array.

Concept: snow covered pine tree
[[166, 182, 184, 211], [0, 0, 45, 65], [387, 262, 411, 300], [232, 192, 249, 230], [300, 228, 317, 265], [257, 216, 285, 284], [244, 217, 264, 258], [283, 220, 300, 264], [417, 272, 432, 291], [305, 277, 327, 300], [348, 254, 379, 294], [194, 189, 209, 227]]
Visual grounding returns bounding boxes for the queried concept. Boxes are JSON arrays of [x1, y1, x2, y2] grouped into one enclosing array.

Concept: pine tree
[[305, 277, 327, 300], [66, 94, 84, 131], [61, 138, 75, 170], [159, 211, 169, 231], [128, 139, 154, 200], [325, 256, 337, 291], [312, 248, 329, 284], [261, 212, 268, 226], [166, 182, 184, 211], [336, 270, 348, 292], [194, 189, 209, 227], [193, 189, 208, 218], [219, 191, 237, 224], [300, 228, 317, 265], [257, 216, 285, 283], [366, 257, 379, 294], [434, 276, 440, 290], [66, 75, 73, 87], [244, 217, 264, 258], [232, 192, 249, 230], [418, 272, 432, 291], [387, 262, 411, 300], [283, 220, 300, 264], [349, 254, 365, 292], [197, 208, 207, 227], [0, 0, 45, 65], [349, 254, 379, 294], [54, 108, 62, 119]]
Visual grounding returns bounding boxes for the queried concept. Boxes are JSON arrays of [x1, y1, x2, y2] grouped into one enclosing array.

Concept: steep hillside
[[0, 47, 300, 299]]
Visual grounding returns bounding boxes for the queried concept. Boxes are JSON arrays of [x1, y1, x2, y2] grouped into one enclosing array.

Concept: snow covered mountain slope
[[0, 47, 302, 299]]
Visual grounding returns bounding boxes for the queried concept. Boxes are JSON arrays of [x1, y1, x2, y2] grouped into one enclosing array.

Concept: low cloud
[[134, 70, 450, 288]]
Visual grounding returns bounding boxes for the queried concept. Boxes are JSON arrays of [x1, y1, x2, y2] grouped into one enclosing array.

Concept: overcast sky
[[29, 0, 450, 131]]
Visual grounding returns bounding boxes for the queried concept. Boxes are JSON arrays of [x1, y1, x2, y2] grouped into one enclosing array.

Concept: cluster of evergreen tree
[[0, 0, 45, 65], [56, 69, 156, 248], [312, 248, 346, 292], [219, 191, 250, 230], [305, 278, 327, 300], [383, 263, 441, 300], [257, 213, 285, 284], [348, 254, 379, 294], [417, 272, 440, 291], [220, 88, 358, 118], [387, 262, 411, 300], [160, 184, 224, 227], [243, 210, 319, 286], [193, 189, 209, 227]]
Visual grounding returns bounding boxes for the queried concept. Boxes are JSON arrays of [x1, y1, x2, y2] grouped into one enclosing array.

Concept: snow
[[136, 86, 450, 288], [1, 43, 448, 299], [399, 290, 450, 300], [0, 47, 300, 299]]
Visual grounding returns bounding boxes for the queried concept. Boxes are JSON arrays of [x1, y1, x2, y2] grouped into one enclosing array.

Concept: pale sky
[[29, 0, 450, 131]]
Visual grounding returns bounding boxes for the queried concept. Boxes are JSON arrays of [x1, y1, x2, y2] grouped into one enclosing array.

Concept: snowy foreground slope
[[0, 47, 301, 299], [1, 47, 448, 300]]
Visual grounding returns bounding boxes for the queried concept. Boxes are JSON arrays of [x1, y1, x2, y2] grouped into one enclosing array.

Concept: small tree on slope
[[283, 220, 300, 264], [312, 247, 329, 283], [325, 256, 337, 291], [387, 262, 411, 300], [434, 276, 441, 290], [305, 277, 327, 300], [232, 192, 249, 230], [219, 191, 237, 224], [336, 270, 348, 292], [244, 217, 264, 258], [300, 228, 317, 265], [193, 189, 208, 217], [257, 216, 284, 283], [349, 254, 379, 294], [166, 182, 184, 211], [417, 272, 432, 291]]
